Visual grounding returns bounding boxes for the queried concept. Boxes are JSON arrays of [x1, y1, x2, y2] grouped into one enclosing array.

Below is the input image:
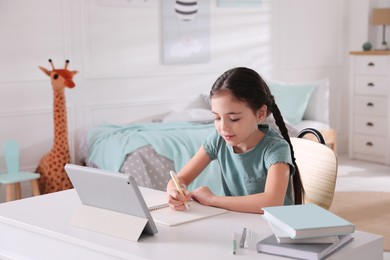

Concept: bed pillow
[[162, 108, 214, 123], [183, 94, 211, 110], [268, 81, 315, 125], [303, 78, 330, 124]]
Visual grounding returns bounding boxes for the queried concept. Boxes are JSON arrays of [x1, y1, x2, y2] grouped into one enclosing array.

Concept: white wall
[[0, 0, 273, 171], [271, 0, 350, 153], [0, 0, 388, 176]]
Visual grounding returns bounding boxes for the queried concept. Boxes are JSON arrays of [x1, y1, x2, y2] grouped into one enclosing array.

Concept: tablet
[[65, 164, 158, 236]]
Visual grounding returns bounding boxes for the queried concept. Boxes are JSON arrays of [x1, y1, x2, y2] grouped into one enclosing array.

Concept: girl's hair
[[210, 67, 305, 204]]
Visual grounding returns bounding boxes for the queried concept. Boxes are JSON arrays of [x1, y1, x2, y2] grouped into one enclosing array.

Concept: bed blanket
[[87, 122, 214, 171], [87, 122, 223, 193]]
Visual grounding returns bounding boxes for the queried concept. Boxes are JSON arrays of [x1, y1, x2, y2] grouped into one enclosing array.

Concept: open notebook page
[[139, 187, 228, 226]]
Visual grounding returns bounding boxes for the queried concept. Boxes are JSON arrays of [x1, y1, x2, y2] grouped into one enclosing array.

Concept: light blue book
[[262, 204, 355, 239]]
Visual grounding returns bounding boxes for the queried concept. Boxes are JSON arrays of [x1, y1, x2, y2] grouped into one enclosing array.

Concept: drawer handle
[[366, 122, 374, 127], [366, 102, 374, 107], [367, 82, 375, 87], [366, 142, 373, 147], [367, 62, 375, 67]]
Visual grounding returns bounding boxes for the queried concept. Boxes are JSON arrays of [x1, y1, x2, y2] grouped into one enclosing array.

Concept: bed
[[82, 79, 335, 194], [84, 121, 224, 194]]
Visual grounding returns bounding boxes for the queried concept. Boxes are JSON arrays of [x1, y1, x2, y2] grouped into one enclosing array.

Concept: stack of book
[[257, 204, 355, 260]]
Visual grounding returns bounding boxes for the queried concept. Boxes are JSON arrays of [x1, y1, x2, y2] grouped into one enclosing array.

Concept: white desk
[[0, 189, 384, 260]]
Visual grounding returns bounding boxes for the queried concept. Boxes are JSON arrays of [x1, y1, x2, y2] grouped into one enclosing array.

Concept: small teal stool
[[0, 140, 41, 202]]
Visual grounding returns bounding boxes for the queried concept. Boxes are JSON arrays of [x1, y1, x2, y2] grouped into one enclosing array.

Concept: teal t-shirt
[[203, 124, 294, 205]]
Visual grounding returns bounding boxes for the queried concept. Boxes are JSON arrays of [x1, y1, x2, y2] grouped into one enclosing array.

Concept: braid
[[270, 97, 290, 142], [270, 97, 305, 204]]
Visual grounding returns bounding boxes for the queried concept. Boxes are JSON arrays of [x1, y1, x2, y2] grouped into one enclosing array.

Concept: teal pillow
[[268, 82, 315, 125]]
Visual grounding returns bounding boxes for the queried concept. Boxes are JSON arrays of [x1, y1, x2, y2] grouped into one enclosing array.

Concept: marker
[[244, 230, 252, 248], [232, 232, 237, 255], [239, 228, 247, 248]]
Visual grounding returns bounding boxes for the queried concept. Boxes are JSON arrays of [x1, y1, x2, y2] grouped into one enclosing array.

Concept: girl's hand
[[167, 186, 191, 211], [191, 186, 216, 206]]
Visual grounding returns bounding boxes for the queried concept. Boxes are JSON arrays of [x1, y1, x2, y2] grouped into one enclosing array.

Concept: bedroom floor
[[336, 154, 390, 192], [336, 154, 390, 258]]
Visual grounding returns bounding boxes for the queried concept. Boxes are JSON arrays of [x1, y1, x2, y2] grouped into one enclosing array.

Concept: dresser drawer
[[355, 76, 388, 96], [354, 95, 388, 116], [354, 115, 388, 136], [353, 134, 388, 156], [354, 56, 389, 75]]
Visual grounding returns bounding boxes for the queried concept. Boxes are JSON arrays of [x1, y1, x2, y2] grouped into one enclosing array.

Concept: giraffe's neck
[[52, 89, 69, 154]]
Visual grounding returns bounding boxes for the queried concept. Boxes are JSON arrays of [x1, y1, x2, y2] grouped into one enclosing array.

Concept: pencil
[[169, 170, 190, 210]]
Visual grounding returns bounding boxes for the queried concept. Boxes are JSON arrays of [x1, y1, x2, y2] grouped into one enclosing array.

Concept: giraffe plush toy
[[36, 59, 78, 194]]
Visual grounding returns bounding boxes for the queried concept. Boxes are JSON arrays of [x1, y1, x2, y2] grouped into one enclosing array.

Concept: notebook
[[257, 233, 353, 260], [262, 204, 355, 239], [65, 164, 158, 236], [140, 186, 228, 226]]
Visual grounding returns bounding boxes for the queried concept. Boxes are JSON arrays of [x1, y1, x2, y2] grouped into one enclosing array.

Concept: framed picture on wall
[[161, 0, 210, 64]]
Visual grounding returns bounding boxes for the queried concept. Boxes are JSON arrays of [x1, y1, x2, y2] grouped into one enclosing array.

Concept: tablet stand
[[69, 205, 149, 242]]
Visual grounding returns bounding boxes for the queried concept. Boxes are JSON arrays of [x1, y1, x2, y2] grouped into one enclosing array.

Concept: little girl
[[167, 67, 304, 214]]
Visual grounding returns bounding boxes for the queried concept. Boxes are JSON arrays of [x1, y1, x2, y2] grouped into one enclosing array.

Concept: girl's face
[[211, 91, 267, 153]]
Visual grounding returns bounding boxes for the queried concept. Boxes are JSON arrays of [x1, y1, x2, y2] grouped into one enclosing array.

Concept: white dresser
[[349, 51, 390, 165]]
